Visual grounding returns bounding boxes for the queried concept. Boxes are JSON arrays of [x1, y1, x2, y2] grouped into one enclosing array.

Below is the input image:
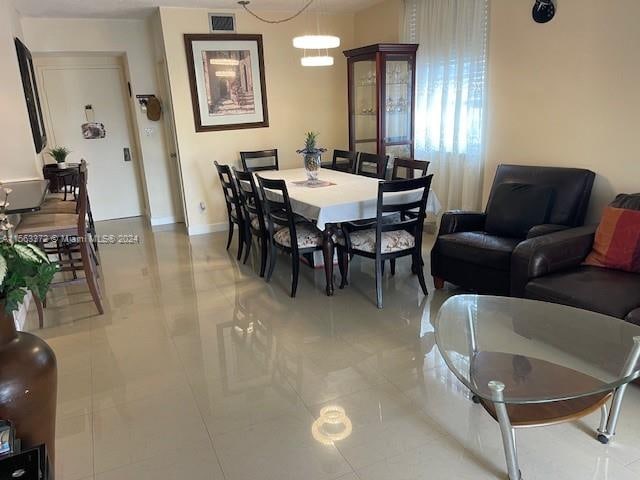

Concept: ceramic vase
[[0, 304, 57, 478]]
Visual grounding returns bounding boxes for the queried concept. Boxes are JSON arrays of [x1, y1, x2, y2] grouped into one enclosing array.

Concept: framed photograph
[[184, 34, 269, 132], [15, 38, 47, 153]]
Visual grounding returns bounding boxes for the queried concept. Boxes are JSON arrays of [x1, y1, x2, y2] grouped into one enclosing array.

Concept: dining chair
[[37, 159, 100, 260], [256, 176, 323, 297], [15, 161, 104, 320], [391, 158, 430, 180], [338, 174, 434, 308], [214, 161, 246, 261], [330, 149, 356, 173], [388, 158, 431, 274], [233, 167, 270, 277], [356, 152, 389, 179], [240, 149, 279, 172]]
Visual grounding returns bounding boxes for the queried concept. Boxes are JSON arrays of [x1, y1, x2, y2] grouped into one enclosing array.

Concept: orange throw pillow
[[584, 206, 640, 273]]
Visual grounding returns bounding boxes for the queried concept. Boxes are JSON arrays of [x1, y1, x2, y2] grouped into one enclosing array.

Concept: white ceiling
[[14, 0, 382, 19]]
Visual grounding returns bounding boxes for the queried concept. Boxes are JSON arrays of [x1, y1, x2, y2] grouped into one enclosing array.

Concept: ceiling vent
[[209, 13, 236, 33]]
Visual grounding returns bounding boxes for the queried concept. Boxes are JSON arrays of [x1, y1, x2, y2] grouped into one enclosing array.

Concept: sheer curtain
[[403, 0, 488, 212]]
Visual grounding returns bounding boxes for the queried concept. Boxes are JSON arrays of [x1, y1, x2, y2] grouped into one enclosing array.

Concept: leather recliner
[[431, 164, 595, 295]]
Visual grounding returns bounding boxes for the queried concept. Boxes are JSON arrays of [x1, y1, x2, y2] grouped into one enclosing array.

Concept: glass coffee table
[[435, 295, 640, 480]]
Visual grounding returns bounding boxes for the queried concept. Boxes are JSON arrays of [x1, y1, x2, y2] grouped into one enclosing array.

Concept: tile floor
[[25, 217, 640, 480]]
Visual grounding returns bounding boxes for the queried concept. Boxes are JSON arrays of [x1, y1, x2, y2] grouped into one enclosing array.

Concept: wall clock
[[532, 0, 556, 24]]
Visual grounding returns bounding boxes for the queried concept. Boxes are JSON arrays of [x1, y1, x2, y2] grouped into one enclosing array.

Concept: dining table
[[256, 168, 441, 296]]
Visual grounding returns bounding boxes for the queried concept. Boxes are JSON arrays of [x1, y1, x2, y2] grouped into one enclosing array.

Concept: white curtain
[[403, 0, 488, 212]]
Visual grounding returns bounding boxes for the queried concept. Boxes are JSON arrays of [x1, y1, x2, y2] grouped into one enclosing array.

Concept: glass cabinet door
[[383, 55, 413, 159], [351, 58, 378, 154]]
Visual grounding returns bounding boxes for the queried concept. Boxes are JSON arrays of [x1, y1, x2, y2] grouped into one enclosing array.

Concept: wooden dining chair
[[256, 176, 323, 297], [356, 152, 389, 179], [240, 149, 279, 172], [15, 161, 104, 320], [37, 159, 99, 260], [387, 158, 431, 274], [233, 168, 270, 277], [391, 158, 430, 180], [338, 174, 434, 308], [214, 161, 246, 261], [330, 149, 356, 173]]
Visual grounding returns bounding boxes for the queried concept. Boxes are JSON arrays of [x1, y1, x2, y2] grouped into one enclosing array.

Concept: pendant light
[[238, 0, 340, 67], [293, 35, 340, 50], [300, 56, 334, 67]]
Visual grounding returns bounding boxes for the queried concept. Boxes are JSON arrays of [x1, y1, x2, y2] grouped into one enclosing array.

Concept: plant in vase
[[48, 146, 71, 169], [0, 187, 59, 476], [297, 131, 326, 183]]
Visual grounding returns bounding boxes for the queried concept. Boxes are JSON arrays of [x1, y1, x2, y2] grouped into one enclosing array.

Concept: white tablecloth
[[257, 168, 441, 230]]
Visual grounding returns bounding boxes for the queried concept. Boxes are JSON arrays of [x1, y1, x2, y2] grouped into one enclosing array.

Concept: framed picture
[[184, 33, 269, 132], [14, 38, 47, 153]]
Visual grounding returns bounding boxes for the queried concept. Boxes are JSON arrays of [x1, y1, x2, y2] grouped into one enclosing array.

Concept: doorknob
[[123, 147, 131, 162]]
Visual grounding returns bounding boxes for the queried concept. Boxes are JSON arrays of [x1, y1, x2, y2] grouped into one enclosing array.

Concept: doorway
[[35, 55, 144, 222]]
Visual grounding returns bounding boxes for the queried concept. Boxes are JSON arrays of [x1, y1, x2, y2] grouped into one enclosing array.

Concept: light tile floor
[[25, 218, 640, 480]]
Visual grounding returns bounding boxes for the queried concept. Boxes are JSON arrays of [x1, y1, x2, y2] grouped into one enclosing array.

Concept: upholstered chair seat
[[274, 223, 323, 249], [349, 229, 416, 254]]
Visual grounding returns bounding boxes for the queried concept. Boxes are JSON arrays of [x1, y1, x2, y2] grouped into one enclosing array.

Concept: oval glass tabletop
[[434, 295, 640, 404]]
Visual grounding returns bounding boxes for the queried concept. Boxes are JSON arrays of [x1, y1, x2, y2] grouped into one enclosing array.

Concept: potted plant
[[0, 188, 58, 474], [48, 146, 71, 169], [297, 132, 326, 183]]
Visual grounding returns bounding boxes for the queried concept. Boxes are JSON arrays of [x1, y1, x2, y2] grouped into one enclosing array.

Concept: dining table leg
[[322, 224, 336, 296]]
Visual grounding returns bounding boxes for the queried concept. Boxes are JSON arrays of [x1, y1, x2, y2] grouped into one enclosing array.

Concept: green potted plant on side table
[[48, 146, 71, 169], [0, 187, 59, 478]]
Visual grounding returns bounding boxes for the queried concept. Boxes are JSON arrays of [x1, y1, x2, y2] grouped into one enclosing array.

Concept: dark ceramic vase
[[0, 304, 57, 478]]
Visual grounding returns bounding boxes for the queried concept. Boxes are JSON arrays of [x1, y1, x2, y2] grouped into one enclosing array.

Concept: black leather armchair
[[431, 164, 595, 295], [513, 195, 640, 325]]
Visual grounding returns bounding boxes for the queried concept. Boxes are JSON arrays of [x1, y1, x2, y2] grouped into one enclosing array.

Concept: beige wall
[[486, 0, 640, 223], [158, 7, 354, 234], [0, 0, 40, 181], [354, 0, 403, 46], [21, 17, 180, 224]]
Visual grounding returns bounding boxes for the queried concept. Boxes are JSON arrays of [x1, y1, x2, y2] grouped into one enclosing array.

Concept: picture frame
[[184, 33, 269, 132], [14, 38, 47, 153]]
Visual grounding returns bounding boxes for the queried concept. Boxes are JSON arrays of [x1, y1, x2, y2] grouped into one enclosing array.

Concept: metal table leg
[[597, 336, 640, 444], [489, 380, 521, 480]]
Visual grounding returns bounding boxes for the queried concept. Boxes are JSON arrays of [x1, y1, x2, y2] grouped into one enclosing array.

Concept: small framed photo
[[0, 421, 15, 456], [184, 33, 269, 132]]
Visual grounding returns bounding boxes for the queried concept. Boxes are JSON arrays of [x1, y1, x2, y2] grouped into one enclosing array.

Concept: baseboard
[[187, 222, 231, 236], [150, 216, 178, 226]]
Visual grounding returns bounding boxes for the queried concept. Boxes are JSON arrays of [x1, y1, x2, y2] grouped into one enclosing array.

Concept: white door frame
[[34, 53, 151, 221], [156, 58, 187, 226]]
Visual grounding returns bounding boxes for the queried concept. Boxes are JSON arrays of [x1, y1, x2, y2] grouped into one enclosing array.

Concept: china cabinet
[[343, 43, 418, 159]]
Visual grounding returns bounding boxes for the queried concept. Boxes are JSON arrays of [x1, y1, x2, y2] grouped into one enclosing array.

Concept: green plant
[[297, 131, 326, 155], [0, 188, 58, 314], [48, 146, 70, 164], [304, 131, 318, 151]]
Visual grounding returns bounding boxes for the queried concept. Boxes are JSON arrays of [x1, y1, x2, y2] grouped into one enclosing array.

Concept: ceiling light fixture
[[293, 35, 340, 50], [300, 55, 334, 67], [238, 0, 340, 67]]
